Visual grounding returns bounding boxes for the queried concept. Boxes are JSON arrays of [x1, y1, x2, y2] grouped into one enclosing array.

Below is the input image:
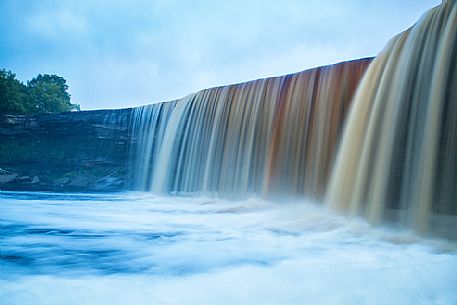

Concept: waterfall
[[130, 59, 371, 198], [326, 0, 457, 237], [130, 0, 456, 237]]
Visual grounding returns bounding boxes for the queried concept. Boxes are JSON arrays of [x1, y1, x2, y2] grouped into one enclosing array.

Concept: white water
[[1, 192, 456, 305]]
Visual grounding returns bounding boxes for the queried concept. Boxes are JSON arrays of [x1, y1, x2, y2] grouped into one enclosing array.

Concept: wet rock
[[31, 176, 40, 184], [93, 175, 124, 190], [0, 169, 18, 184], [53, 177, 70, 186], [68, 178, 90, 188]]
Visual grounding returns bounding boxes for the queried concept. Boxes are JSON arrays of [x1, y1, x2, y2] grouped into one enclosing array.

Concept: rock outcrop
[[0, 109, 133, 191]]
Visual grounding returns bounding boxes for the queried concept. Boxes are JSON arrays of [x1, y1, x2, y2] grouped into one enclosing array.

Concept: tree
[[0, 69, 32, 114], [27, 74, 80, 113], [0, 69, 80, 114]]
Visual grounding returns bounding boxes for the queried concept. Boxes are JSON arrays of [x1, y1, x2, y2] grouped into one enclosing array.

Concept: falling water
[[130, 59, 371, 198], [327, 0, 457, 237], [130, 1, 456, 237]]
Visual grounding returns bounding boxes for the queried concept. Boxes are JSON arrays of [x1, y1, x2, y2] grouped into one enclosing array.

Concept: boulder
[[0, 169, 18, 184]]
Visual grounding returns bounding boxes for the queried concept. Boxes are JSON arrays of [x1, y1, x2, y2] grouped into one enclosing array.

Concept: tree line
[[0, 69, 80, 114]]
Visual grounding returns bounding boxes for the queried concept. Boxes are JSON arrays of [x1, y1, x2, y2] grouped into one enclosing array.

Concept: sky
[[0, 0, 440, 110]]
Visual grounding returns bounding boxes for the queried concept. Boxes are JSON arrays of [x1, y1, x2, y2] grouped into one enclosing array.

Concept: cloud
[[25, 7, 88, 40], [0, 0, 441, 110]]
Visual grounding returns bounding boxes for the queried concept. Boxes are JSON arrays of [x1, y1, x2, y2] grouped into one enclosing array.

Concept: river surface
[[1, 191, 456, 305]]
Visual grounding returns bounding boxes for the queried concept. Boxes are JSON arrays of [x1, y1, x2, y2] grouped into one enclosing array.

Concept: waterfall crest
[[326, 0, 457, 237]]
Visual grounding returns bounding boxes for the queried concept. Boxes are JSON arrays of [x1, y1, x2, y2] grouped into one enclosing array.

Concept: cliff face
[[0, 109, 133, 191]]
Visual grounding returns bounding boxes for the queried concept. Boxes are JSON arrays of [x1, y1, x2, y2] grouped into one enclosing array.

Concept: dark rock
[[31, 175, 40, 184], [68, 178, 90, 188], [0, 109, 134, 192], [53, 178, 70, 186], [93, 175, 124, 191], [0, 169, 18, 184]]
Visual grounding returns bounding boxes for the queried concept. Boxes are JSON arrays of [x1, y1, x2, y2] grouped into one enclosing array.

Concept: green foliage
[[0, 69, 80, 114], [0, 70, 32, 114], [27, 74, 80, 113]]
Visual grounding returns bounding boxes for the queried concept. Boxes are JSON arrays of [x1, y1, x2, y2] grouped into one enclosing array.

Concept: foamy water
[[1, 191, 456, 305]]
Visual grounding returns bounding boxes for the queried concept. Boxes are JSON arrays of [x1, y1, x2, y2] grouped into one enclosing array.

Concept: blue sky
[[0, 0, 440, 110]]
